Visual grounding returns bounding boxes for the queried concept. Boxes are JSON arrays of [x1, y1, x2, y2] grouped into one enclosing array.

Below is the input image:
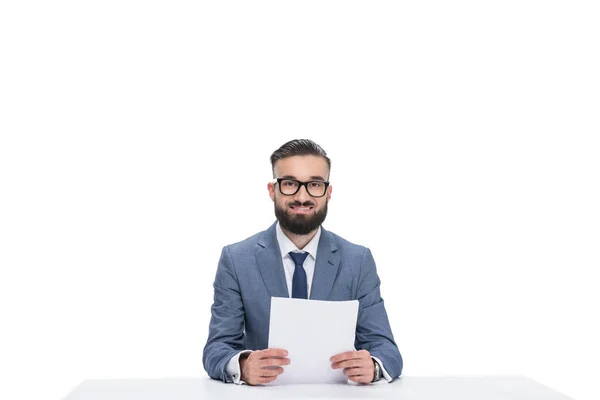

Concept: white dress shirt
[[277, 221, 320, 299], [225, 222, 392, 384]]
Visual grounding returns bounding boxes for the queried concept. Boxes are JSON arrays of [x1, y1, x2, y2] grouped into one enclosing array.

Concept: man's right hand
[[240, 348, 291, 385]]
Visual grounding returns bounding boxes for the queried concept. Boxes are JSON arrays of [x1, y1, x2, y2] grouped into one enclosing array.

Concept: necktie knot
[[289, 251, 309, 266]]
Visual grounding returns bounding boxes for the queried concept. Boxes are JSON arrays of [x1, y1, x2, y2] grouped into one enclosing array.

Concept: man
[[203, 139, 402, 385]]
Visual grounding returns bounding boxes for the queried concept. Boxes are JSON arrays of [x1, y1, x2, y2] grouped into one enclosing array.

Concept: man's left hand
[[330, 349, 374, 384]]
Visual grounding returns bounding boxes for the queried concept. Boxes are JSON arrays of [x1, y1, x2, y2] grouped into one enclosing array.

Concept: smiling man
[[203, 139, 403, 385]]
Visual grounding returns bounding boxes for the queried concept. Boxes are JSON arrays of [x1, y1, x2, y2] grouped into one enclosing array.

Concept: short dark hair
[[270, 139, 331, 179]]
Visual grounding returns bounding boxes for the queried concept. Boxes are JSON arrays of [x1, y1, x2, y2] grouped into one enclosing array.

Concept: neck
[[281, 226, 319, 250]]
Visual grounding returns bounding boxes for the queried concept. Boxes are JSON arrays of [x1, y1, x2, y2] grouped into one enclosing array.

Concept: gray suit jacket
[[202, 221, 403, 382]]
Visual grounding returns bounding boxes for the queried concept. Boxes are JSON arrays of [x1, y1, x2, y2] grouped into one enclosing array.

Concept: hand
[[240, 348, 291, 386], [330, 349, 374, 384]]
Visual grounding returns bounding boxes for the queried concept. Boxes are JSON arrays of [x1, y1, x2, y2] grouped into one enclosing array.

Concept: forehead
[[273, 155, 329, 180]]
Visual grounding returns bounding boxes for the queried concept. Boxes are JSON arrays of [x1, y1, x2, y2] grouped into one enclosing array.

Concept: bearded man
[[203, 139, 403, 386]]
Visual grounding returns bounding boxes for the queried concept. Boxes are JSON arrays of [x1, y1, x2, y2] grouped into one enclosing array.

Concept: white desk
[[63, 376, 573, 400]]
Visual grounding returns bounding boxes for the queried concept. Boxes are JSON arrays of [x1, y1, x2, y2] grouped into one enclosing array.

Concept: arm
[[202, 246, 247, 382], [354, 247, 403, 380], [202, 246, 290, 385]]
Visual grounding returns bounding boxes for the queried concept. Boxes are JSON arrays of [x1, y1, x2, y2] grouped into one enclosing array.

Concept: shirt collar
[[275, 221, 321, 260]]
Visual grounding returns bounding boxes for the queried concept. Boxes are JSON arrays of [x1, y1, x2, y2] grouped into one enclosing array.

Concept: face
[[268, 155, 332, 235]]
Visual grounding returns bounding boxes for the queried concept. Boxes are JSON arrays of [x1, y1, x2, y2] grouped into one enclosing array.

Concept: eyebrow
[[279, 175, 327, 181]]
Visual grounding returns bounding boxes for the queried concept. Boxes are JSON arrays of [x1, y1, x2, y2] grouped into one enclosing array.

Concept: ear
[[268, 182, 275, 202], [326, 184, 332, 201]]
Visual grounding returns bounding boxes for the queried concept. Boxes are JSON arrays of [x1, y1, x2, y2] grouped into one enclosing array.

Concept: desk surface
[[64, 376, 573, 400]]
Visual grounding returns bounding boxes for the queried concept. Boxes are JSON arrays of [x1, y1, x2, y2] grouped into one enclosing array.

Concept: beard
[[274, 199, 328, 235]]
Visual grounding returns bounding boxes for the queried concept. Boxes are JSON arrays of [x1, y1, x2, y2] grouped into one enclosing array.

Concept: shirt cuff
[[225, 350, 254, 384], [371, 356, 393, 383]]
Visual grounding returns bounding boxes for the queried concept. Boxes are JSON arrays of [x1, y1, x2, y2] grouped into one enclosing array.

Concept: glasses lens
[[280, 179, 299, 195], [307, 181, 326, 197]]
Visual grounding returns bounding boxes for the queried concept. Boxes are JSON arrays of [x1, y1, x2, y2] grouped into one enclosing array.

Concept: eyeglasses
[[274, 178, 330, 197]]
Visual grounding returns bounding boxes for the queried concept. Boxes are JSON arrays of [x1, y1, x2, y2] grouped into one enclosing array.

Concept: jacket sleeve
[[202, 246, 247, 382], [354, 247, 403, 379]]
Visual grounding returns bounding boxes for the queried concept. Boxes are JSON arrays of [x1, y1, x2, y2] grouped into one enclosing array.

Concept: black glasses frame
[[274, 178, 330, 198]]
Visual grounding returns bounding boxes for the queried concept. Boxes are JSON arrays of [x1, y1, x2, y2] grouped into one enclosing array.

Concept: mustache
[[288, 201, 315, 207]]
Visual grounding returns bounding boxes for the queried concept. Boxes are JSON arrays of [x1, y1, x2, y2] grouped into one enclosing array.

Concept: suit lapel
[[309, 227, 340, 301], [256, 222, 341, 300], [256, 222, 289, 298]]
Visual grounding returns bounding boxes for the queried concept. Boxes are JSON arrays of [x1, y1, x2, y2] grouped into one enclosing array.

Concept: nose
[[294, 183, 312, 203]]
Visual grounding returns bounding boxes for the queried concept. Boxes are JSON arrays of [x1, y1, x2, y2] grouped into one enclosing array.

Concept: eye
[[310, 182, 324, 188]]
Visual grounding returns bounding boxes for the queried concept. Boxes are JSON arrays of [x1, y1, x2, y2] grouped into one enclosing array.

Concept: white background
[[1, 1, 599, 399]]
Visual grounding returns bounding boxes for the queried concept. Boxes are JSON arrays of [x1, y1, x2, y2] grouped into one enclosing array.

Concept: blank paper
[[267, 297, 359, 385]]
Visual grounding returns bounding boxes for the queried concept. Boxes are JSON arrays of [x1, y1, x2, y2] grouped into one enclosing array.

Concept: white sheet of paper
[[267, 297, 359, 385]]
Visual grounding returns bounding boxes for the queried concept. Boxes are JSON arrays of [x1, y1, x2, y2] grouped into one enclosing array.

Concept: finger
[[331, 358, 366, 369], [258, 375, 279, 385], [348, 374, 372, 384], [259, 348, 289, 358], [344, 367, 370, 377], [259, 357, 291, 367], [259, 367, 284, 377], [330, 349, 369, 363]]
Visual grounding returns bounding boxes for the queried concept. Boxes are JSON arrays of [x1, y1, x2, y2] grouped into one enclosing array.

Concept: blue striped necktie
[[289, 251, 309, 299]]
